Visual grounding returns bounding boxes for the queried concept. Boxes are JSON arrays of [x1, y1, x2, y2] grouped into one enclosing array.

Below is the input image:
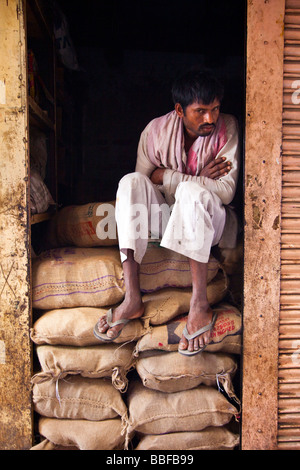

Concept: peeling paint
[[276, 13, 285, 38], [252, 204, 263, 229], [272, 215, 280, 230], [249, 191, 258, 201], [0, 340, 5, 364], [0, 80, 6, 104], [247, 174, 253, 186]]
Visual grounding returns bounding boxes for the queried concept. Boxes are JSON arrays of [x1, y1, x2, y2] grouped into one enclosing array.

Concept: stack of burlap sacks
[[30, 202, 242, 451]]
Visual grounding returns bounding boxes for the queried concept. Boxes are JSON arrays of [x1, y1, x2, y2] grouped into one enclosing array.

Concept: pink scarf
[[146, 110, 228, 176]]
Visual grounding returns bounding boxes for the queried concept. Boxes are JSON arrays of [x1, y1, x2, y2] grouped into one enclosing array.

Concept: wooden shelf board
[[30, 212, 53, 225], [29, 96, 54, 130]]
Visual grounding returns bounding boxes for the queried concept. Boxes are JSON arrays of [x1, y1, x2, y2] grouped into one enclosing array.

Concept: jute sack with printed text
[[32, 246, 222, 310], [127, 379, 239, 437], [135, 427, 240, 451], [135, 302, 242, 355], [32, 375, 128, 422], [38, 417, 125, 450], [45, 201, 118, 248], [34, 342, 136, 392], [140, 271, 228, 329], [135, 350, 238, 396], [31, 306, 148, 346]]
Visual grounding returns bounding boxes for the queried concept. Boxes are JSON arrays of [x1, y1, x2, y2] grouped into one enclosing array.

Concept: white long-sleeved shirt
[[135, 113, 240, 207]]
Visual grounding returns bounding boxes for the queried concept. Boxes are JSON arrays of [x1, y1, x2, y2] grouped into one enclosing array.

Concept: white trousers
[[115, 172, 226, 264]]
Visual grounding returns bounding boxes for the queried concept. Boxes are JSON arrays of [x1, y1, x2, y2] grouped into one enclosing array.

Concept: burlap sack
[[31, 306, 148, 346], [127, 379, 239, 436], [32, 375, 128, 422], [30, 439, 78, 450], [135, 427, 240, 450], [30, 168, 55, 215], [227, 272, 243, 311], [218, 238, 243, 275], [140, 244, 220, 293], [32, 247, 125, 310], [38, 417, 125, 450], [135, 350, 238, 396], [34, 342, 136, 392], [32, 246, 223, 311], [45, 201, 118, 248], [140, 275, 229, 329], [135, 303, 242, 355]]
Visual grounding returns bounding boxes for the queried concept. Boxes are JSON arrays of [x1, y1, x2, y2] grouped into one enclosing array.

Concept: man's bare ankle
[[190, 298, 210, 311]]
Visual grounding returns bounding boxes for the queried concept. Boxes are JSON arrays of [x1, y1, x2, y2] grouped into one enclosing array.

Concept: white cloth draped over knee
[[115, 172, 167, 264], [115, 172, 226, 264], [160, 181, 226, 263]]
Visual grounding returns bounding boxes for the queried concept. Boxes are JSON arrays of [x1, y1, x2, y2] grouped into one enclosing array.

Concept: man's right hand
[[200, 157, 231, 180]]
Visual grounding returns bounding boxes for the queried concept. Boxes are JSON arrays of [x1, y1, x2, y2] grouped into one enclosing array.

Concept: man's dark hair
[[171, 69, 224, 112]]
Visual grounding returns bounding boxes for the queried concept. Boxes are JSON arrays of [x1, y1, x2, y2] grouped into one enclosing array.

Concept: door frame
[[0, 0, 286, 450], [242, 0, 284, 450], [0, 0, 32, 450]]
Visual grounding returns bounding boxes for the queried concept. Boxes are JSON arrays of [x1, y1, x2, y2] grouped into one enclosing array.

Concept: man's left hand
[[150, 168, 165, 185]]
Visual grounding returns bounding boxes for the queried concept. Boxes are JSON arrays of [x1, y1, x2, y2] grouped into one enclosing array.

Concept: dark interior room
[[53, 0, 246, 207]]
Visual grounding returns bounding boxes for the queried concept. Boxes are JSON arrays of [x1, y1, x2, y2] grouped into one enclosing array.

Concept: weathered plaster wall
[[0, 0, 32, 450], [242, 0, 285, 450]]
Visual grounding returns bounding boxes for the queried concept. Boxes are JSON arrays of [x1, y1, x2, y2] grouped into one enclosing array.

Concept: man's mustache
[[199, 123, 216, 130]]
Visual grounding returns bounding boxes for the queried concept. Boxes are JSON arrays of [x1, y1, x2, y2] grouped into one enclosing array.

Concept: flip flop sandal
[[178, 311, 218, 356], [93, 308, 131, 342]]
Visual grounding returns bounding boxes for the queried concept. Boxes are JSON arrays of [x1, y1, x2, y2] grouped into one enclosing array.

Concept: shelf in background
[[29, 96, 54, 130], [30, 211, 53, 225]]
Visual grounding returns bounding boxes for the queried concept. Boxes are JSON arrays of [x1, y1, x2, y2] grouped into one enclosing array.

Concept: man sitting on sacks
[[94, 69, 240, 356]]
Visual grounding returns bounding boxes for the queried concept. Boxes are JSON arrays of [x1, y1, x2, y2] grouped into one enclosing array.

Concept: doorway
[[55, 0, 246, 206]]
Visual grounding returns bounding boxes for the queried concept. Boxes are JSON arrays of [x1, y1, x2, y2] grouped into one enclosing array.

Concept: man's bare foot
[[96, 296, 144, 340], [178, 299, 214, 353]]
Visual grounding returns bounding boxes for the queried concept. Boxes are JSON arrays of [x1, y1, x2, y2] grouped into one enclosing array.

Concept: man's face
[[176, 98, 221, 139]]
